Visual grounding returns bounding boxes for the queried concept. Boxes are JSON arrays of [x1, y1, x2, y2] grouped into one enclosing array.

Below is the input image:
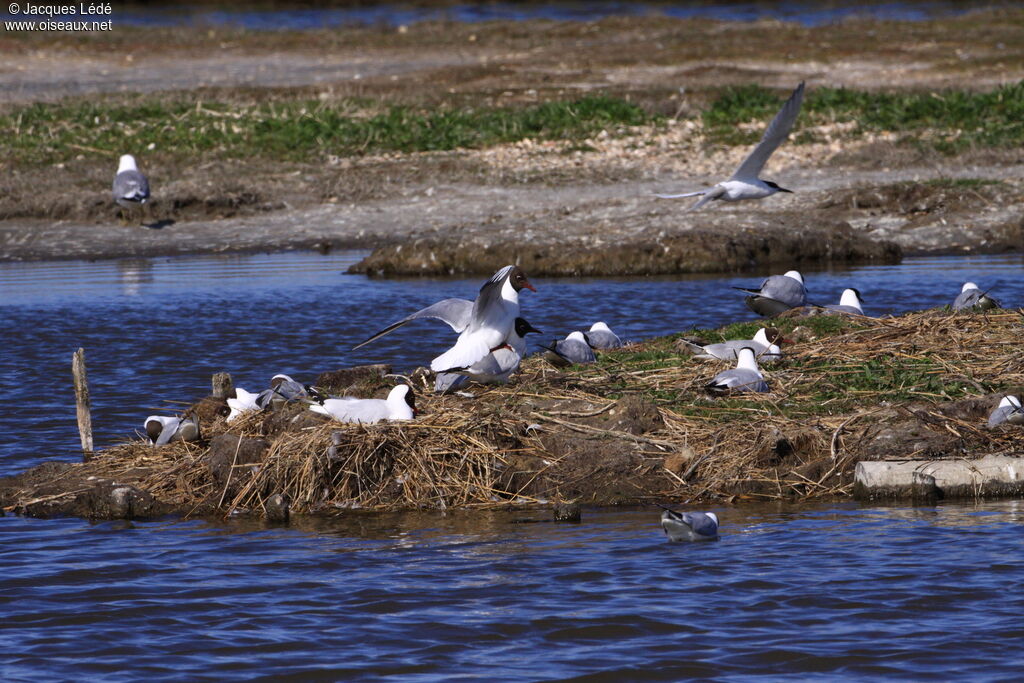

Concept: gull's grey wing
[[585, 331, 621, 350], [434, 372, 467, 394], [552, 339, 596, 365], [953, 290, 981, 310], [761, 275, 807, 307], [730, 82, 805, 181], [113, 170, 150, 202], [471, 266, 514, 331], [825, 304, 864, 315], [352, 298, 474, 350], [683, 512, 719, 538], [707, 368, 768, 394]]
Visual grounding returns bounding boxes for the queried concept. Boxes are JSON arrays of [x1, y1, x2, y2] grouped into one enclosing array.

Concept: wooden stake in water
[[72, 347, 93, 456], [211, 372, 234, 399]]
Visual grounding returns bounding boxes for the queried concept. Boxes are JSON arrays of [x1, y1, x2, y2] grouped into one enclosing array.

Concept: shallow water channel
[[1, 251, 1023, 680]]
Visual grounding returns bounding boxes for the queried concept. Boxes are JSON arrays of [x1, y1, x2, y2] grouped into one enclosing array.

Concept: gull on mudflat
[[309, 384, 416, 424], [660, 507, 719, 542], [435, 317, 541, 394], [583, 322, 622, 350], [825, 288, 866, 316], [656, 82, 805, 211], [734, 270, 807, 316], [112, 154, 150, 224], [354, 265, 536, 374], [145, 414, 199, 446], [705, 347, 769, 395], [953, 282, 1000, 312], [681, 327, 783, 362], [542, 331, 597, 367], [988, 396, 1024, 428]]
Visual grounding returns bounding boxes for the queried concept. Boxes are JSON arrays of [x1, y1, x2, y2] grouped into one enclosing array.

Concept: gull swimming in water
[[309, 384, 416, 424], [705, 347, 769, 395], [660, 507, 719, 542], [112, 154, 150, 224], [988, 396, 1024, 428], [681, 327, 782, 362], [825, 288, 866, 315], [953, 282, 1000, 311], [583, 322, 622, 350], [354, 265, 536, 374], [434, 317, 541, 394], [144, 414, 200, 446], [542, 330, 597, 367], [656, 82, 805, 211]]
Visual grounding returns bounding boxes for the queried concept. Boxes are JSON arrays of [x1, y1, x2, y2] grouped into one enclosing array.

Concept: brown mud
[[1, 12, 1023, 269]]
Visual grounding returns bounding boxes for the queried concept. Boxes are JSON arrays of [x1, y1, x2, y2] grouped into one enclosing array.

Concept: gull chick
[[825, 288, 866, 315], [661, 508, 719, 542], [734, 270, 807, 316], [705, 346, 769, 395], [584, 322, 622, 350], [953, 282, 1000, 312], [657, 82, 805, 211], [309, 384, 415, 424], [542, 331, 597, 367], [988, 396, 1024, 428], [112, 154, 150, 224], [681, 327, 782, 362]]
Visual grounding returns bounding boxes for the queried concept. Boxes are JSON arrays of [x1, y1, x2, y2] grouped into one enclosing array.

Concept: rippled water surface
[[3, 502, 1024, 681], [2, 251, 1024, 680]]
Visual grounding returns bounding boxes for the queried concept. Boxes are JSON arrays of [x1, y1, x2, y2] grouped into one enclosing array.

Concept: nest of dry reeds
[[68, 308, 1024, 516]]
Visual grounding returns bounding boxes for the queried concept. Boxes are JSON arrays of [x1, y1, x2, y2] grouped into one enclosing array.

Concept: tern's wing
[[655, 190, 707, 200], [729, 82, 805, 182], [352, 298, 474, 350]]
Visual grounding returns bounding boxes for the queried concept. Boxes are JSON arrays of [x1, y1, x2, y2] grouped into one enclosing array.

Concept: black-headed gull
[[953, 282, 1000, 311], [112, 154, 150, 223], [682, 327, 782, 361], [434, 317, 541, 393], [145, 414, 199, 446], [542, 331, 597, 367], [988, 396, 1024, 427], [705, 347, 769, 394], [660, 507, 719, 542], [825, 288, 865, 315], [309, 384, 415, 424], [583, 322, 622, 350], [354, 265, 536, 374], [657, 82, 804, 211], [734, 270, 807, 316], [226, 388, 265, 422]]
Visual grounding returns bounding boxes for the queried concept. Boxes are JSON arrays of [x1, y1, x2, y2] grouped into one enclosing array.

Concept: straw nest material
[[5, 308, 1024, 519]]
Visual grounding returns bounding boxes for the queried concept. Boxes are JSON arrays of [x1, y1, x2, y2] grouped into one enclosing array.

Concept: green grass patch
[[1, 95, 653, 166], [703, 81, 1024, 151]]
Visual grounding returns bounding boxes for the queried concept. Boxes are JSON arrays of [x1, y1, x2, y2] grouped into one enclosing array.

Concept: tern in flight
[[657, 82, 805, 211]]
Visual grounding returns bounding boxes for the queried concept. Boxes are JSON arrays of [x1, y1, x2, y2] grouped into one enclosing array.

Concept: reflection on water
[[0, 251, 1022, 474], [2, 501, 1024, 680]]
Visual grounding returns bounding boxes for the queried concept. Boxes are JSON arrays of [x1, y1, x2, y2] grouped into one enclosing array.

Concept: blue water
[[4, 1, 974, 31], [3, 502, 1024, 680], [2, 251, 1024, 680], [1, 251, 1022, 475]]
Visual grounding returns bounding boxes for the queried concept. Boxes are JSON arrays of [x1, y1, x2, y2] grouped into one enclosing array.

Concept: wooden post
[[212, 372, 234, 399], [72, 348, 93, 456]]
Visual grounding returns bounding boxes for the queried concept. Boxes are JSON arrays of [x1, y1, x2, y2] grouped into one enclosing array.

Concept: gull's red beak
[[523, 279, 537, 292]]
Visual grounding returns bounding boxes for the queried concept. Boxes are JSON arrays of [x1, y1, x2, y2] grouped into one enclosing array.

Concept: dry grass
[[16, 308, 1024, 518]]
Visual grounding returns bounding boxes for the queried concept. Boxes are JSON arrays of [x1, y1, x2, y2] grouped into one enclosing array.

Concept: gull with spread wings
[[657, 81, 805, 211]]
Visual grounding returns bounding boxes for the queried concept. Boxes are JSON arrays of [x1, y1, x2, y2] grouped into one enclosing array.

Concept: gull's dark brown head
[[509, 266, 536, 292], [403, 385, 417, 416]]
